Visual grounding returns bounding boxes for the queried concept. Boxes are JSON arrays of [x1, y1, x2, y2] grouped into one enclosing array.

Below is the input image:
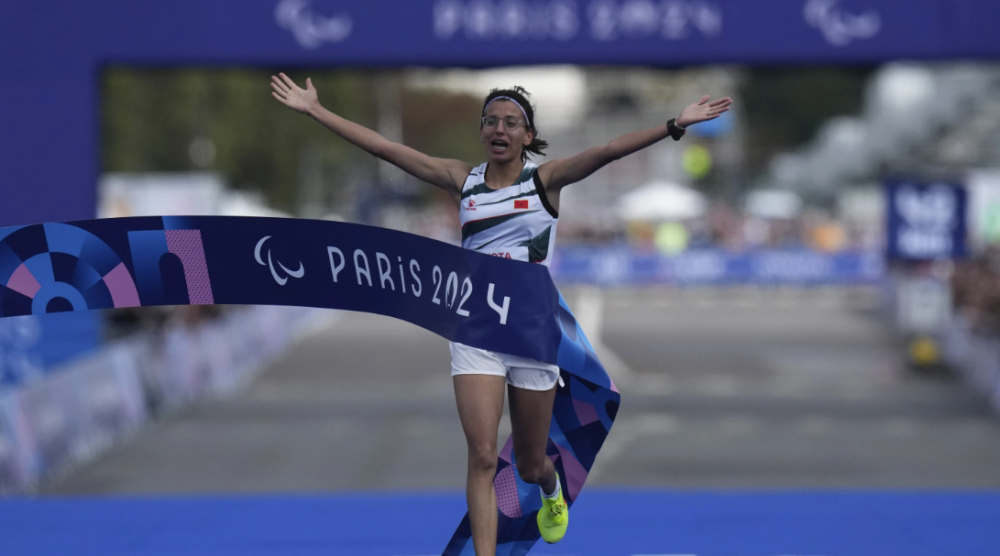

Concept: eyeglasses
[[481, 115, 527, 131]]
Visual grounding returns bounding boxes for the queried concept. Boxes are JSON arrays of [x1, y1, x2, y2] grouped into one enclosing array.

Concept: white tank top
[[458, 162, 559, 267]]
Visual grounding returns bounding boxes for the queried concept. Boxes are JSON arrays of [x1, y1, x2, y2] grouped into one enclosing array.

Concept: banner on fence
[[885, 180, 967, 261], [552, 247, 883, 285]]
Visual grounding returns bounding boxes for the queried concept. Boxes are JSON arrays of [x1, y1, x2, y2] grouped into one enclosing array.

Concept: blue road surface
[[3, 491, 999, 556]]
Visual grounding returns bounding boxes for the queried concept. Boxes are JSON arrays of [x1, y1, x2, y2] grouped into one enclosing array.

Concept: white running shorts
[[450, 341, 560, 391]]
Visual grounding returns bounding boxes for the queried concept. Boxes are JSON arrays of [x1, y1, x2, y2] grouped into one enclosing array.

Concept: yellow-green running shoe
[[537, 474, 568, 544]]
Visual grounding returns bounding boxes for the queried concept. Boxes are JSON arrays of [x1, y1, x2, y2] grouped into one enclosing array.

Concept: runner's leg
[[454, 374, 506, 556], [507, 383, 558, 495]]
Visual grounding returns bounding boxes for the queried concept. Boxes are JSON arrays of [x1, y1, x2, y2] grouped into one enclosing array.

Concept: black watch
[[667, 118, 686, 141]]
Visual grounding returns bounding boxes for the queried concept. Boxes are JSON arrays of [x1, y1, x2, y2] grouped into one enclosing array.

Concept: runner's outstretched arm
[[271, 73, 470, 202], [538, 95, 732, 192]]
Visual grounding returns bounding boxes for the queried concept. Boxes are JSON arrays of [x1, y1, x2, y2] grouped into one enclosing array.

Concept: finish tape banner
[[0, 215, 619, 556]]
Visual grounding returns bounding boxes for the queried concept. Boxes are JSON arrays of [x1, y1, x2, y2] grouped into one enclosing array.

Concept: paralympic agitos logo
[[275, 0, 352, 49], [255, 236, 305, 286], [804, 0, 880, 47]]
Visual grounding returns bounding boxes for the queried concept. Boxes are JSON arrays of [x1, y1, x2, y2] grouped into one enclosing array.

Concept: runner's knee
[[467, 442, 498, 474], [515, 456, 549, 484]]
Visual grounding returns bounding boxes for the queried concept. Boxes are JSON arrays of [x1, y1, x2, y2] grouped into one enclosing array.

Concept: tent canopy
[[618, 181, 707, 221]]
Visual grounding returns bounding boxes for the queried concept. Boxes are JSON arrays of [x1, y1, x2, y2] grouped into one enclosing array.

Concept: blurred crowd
[[951, 248, 1000, 334], [562, 205, 880, 254], [378, 196, 884, 255]]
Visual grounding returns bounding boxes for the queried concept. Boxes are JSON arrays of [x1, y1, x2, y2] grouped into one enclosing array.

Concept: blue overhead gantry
[[1, 0, 999, 226]]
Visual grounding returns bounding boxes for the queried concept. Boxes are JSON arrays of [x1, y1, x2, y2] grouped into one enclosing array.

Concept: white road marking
[[574, 286, 636, 385], [574, 285, 604, 342]]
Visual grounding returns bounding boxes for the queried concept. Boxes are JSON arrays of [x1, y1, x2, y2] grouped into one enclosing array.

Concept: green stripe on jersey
[[514, 165, 536, 185], [521, 225, 552, 263], [460, 166, 537, 199], [473, 235, 502, 251], [461, 181, 494, 200], [461, 210, 538, 241]]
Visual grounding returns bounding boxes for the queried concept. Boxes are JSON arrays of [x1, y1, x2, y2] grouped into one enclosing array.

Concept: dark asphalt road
[[43, 287, 1000, 494]]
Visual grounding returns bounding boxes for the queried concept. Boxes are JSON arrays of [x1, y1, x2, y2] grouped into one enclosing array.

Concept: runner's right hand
[[271, 73, 319, 115]]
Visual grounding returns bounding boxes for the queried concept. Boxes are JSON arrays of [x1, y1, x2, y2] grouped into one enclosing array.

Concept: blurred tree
[[103, 68, 377, 214], [399, 87, 483, 208], [102, 68, 484, 215], [401, 88, 483, 165], [741, 67, 875, 175]]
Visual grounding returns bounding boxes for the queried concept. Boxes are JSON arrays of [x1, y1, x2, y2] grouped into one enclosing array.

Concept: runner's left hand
[[676, 95, 733, 128]]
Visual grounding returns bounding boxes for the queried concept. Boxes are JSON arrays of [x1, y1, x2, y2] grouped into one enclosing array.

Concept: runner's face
[[479, 100, 534, 164]]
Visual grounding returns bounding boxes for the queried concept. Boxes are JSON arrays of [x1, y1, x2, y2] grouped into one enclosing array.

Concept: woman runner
[[270, 73, 731, 555]]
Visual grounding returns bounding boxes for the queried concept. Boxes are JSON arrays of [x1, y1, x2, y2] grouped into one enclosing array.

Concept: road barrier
[[0, 305, 325, 493], [552, 248, 883, 285], [943, 314, 1000, 412]]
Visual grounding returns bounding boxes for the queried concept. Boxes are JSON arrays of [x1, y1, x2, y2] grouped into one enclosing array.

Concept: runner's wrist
[[667, 118, 686, 141], [307, 101, 325, 119]]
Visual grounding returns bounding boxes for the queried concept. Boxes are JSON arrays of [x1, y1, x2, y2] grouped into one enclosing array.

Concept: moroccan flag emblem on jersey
[[514, 200, 529, 209]]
